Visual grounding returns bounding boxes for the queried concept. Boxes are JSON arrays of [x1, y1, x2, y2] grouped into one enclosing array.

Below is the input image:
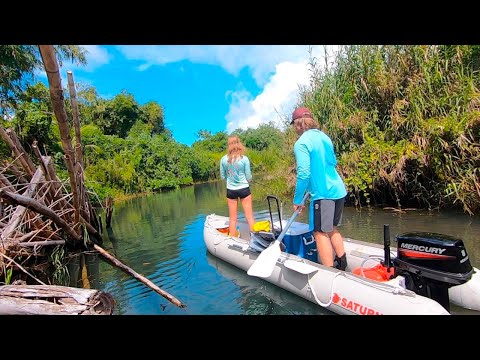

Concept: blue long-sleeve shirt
[[220, 155, 252, 190], [293, 129, 347, 227]]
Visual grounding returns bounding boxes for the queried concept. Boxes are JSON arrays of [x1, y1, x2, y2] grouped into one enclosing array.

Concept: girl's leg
[[240, 194, 255, 231], [227, 197, 239, 235]]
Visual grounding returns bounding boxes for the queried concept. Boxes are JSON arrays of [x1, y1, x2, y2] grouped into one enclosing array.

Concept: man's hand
[[293, 204, 305, 214]]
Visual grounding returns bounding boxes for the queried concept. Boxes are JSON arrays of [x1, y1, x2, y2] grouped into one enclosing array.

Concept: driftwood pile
[[0, 45, 186, 313], [0, 126, 94, 279]]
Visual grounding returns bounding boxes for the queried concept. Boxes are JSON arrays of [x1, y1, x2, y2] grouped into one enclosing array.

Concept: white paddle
[[247, 192, 310, 278]]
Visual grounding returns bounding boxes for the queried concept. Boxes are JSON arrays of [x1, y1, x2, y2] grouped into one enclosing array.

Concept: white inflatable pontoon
[[204, 214, 480, 315]]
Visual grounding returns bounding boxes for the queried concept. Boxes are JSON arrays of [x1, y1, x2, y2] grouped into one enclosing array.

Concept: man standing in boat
[[291, 107, 348, 270]]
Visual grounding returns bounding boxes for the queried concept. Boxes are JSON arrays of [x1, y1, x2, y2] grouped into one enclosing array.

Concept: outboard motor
[[393, 232, 474, 312]]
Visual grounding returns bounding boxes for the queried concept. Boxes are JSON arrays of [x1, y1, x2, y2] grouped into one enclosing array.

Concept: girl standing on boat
[[220, 136, 256, 236]]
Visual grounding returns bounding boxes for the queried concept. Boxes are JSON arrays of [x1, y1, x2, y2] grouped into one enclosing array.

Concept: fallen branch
[[92, 244, 186, 308]]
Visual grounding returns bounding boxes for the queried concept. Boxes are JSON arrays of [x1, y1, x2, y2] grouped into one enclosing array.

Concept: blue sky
[[39, 45, 338, 146]]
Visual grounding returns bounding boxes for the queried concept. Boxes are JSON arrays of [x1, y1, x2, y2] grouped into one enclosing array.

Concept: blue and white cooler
[[275, 221, 318, 263]]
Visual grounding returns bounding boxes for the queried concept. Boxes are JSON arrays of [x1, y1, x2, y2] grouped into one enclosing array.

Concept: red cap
[[291, 107, 313, 124]]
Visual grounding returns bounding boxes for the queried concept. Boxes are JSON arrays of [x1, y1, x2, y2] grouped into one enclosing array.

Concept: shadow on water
[[67, 181, 480, 315]]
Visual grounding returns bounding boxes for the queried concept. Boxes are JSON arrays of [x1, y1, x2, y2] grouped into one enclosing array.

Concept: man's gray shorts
[[313, 197, 345, 233]]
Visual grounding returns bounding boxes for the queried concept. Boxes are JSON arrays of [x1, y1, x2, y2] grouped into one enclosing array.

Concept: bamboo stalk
[[76, 161, 89, 222], [0, 173, 14, 192], [46, 159, 72, 220], [6, 128, 36, 175], [38, 45, 80, 229], [67, 71, 90, 223], [19, 240, 66, 247], [0, 126, 33, 178], [32, 142, 51, 184], [67, 71, 84, 170], [31, 143, 56, 207], [2, 161, 28, 183], [1, 167, 44, 247]]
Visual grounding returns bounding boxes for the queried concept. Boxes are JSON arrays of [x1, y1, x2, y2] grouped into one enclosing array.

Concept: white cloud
[[77, 45, 112, 72], [225, 60, 311, 133], [225, 46, 339, 133], [116, 45, 340, 133], [117, 45, 324, 86]]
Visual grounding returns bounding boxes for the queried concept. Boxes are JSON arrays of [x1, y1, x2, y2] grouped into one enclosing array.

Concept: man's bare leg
[[314, 231, 334, 266]]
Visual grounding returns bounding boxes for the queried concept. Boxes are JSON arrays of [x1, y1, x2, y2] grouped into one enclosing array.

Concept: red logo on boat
[[332, 293, 383, 315]]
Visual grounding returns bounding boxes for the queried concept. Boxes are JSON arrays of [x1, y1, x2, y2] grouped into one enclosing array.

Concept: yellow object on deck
[[252, 220, 270, 232]]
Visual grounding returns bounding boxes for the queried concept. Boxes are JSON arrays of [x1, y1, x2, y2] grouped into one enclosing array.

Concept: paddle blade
[[247, 241, 282, 278]]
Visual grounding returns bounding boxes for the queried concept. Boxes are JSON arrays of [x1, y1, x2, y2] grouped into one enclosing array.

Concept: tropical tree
[[232, 122, 284, 151], [191, 130, 228, 153], [0, 45, 87, 115], [140, 101, 165, 135], [10, 82, 62, 156], [94, 91, 142, 138]]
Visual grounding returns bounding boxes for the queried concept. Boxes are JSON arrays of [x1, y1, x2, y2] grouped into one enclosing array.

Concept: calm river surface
[[86, 181, 480, 315]]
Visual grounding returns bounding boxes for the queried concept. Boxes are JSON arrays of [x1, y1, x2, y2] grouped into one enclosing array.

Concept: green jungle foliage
[[0, 45, 86, 116]]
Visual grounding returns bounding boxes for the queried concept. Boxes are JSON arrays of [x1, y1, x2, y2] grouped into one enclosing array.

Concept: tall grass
[[299, 45, 480, 214]]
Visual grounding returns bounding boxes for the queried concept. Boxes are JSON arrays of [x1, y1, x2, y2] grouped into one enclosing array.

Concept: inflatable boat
[[203, 212, 480, 315]]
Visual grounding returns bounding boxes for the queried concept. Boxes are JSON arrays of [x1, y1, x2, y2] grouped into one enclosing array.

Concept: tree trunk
[[0, 285, 114, 315]]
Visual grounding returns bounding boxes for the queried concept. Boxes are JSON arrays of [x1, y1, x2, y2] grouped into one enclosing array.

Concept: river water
[[83, 181, 480, 315]]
